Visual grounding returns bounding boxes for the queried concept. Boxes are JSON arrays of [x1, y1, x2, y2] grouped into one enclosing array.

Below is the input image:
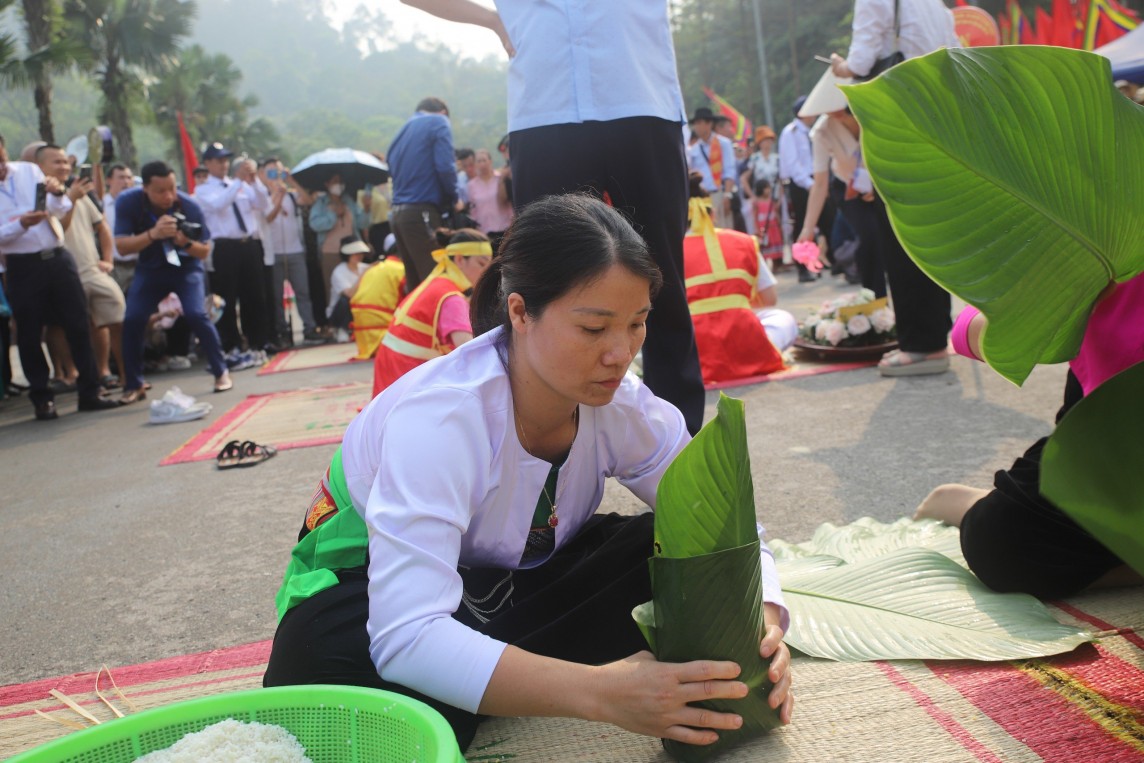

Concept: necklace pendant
[[548, 510, 559, 529]]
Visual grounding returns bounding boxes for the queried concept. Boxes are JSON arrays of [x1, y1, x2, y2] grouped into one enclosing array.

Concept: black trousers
[[5, 249, 101, 407], [510, 117, 705, 435], [858, 196, 951, 353], [838, 197, 888, 298], [264, 512, 655, 751], [960, 373, 1123, 600], [211, 238, 271, 352]]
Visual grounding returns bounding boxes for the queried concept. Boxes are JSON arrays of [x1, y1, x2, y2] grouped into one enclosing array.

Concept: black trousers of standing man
[[510, 117, 705, 435], [5, 249, 102, 408], [211, 238, 271, 352]]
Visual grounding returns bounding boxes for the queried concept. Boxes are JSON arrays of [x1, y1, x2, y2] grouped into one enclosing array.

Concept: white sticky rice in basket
[[134, 718, 312, 762]]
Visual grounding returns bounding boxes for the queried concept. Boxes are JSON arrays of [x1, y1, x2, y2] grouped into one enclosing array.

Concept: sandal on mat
[[878, 349, 950, 377], [238, 440, 277, 467]]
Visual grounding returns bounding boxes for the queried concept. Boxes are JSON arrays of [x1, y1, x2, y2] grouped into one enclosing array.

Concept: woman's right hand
[[587, 651, 748, 746], [796, 227, 814, 244]]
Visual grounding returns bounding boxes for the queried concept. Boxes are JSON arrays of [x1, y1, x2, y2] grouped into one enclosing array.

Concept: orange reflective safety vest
[[350, 257, 406, 360], [684, 199, 785, 384], [372, 263, 470, 397]]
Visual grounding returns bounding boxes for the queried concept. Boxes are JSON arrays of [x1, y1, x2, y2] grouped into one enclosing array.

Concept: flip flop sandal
[[238, 440, 278, 467], [216, 440, 246, 469], [214, 376, 234, 393]]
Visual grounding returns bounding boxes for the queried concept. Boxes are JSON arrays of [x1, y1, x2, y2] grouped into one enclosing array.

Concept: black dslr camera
[[171, 211, 203, 241]]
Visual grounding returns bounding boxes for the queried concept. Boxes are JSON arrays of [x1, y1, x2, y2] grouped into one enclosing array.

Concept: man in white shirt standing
[[194, 142, 274, 357], [397, 0, 706, 436], [0, 133, 120, 419], [102, 163, 135, 294], [685, 108, 738, 230], [256, 157, 319, 346]]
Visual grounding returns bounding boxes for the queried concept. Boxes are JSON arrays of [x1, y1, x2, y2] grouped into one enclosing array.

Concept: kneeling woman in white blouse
[[265, 193, 794, 750]]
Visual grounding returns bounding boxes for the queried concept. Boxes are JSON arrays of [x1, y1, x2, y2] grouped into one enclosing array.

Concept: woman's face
[[475, 152, 493, 177], [760, 138, 775, 154], [510, 264, 652, 408]]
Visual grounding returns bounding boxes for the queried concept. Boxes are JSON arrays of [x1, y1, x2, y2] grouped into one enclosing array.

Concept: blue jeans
[[122, 267, 227, 391]]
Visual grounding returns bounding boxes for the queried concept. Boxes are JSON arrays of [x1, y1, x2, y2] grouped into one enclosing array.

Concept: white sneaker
[[335, 329, 350, 343], [149, 386, 213, 424], [168, 355, 192, 371]]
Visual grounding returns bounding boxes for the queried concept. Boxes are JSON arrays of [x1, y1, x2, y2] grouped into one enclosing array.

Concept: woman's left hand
[[761, 603, 794, 725]]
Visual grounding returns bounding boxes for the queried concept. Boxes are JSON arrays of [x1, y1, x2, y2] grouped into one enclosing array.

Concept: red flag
[[702, 87, 753, 146], [1050, 0, 1080, 46], [177, 112, 198, 193], [1035, 7, 1054, 43]]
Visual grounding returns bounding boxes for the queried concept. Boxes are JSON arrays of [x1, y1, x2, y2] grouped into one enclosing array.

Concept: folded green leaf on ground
[[843, 47, 1144, 385], [635, 395, 781, 762], [1042, 360, 1144, 577]]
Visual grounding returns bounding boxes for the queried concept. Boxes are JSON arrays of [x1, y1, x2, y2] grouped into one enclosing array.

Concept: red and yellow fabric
[[684, 198, 786, 384], [350, 257, 406, 360], [371, 240, 490, 397]]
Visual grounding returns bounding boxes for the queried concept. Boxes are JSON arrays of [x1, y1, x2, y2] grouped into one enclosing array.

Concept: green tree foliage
[[147, 43, 280, 164], [64, 0, 197, 167]]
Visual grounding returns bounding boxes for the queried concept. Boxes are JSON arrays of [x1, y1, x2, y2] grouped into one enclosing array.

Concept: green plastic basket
[[8, 685, 464, 763]]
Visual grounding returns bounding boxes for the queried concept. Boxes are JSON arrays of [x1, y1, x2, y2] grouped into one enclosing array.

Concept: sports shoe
[[149, 386, 212, 424], [167, 355, 192, 371], [334, 328, 351, 343], [227, 350, 258, 372]]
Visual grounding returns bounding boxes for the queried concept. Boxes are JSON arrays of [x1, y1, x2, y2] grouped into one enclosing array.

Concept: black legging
[[264, 513, 655, 751]]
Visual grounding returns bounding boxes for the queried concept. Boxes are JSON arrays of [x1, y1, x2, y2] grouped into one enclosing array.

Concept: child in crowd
[[327, 237, 371, 344], [753, 180, 783, 263], [370, 229, 492, 397], [349, 234, 406, 360]]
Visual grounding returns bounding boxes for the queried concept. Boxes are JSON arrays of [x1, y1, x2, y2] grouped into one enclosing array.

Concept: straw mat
[[258, 343, 366, 375], [159, 382, 370, 465], [704, 359, 877, 391], [4, 587, 1140, 761]]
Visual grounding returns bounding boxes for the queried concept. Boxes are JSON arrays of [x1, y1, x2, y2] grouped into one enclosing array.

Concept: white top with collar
[[847, 0, 960, 77], [494, 0, 687, 132], [194, 174, 269, 241], [0, 161, 71, 254], [340, 327, 788, 713]]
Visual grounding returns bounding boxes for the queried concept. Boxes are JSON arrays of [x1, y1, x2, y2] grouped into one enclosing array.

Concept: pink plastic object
[[792, 241, 824, 273], [950, 305, 982, 361]]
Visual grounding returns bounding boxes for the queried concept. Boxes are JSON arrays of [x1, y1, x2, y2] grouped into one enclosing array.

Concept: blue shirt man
[[386, 97, 458, 291], [114, 160, 232, 398]]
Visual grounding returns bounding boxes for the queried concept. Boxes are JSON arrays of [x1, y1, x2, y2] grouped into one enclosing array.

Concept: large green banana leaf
[[771, 516, 965, 567], [843, 46, 1144, 385], [780, 547, 1091, 661], [1041, 360, 1144, 576], [634, 395, 781, 762]]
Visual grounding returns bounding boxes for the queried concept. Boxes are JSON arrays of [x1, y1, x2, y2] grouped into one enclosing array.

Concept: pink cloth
[[436, 294, 472, 343], [950, 272, 1144, 396], [1070, 272, 1144, 396], [467, 173, 514, 234]]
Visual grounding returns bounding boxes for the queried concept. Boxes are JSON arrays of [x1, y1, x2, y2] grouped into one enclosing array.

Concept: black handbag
[[854, 0, 904, 82]]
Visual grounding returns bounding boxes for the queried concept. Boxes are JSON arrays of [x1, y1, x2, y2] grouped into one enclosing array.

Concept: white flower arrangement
[[798, 289, 897, 347]]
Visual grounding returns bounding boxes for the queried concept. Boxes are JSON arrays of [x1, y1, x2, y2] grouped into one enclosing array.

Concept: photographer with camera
[[114, 161, 232, 402]]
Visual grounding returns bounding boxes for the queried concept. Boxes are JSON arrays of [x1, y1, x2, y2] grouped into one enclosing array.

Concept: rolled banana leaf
[[633, 394, 781, 762]]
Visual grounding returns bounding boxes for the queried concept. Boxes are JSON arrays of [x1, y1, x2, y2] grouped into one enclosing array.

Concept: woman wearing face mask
[[310, 173, 371, 304]]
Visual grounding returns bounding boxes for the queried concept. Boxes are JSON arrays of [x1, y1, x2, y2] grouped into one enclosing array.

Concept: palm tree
[[0, 0, 86, 142], [148, 44, 282, 164], [65, 0, 196, 167]]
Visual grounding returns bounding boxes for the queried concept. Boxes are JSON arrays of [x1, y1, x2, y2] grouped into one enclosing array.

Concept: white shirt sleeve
[[848, 0, 895, 77], [356, 389, 508, 713]]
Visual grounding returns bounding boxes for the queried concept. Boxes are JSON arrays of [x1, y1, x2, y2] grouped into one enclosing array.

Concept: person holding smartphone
[[0, 134, 121, 419]]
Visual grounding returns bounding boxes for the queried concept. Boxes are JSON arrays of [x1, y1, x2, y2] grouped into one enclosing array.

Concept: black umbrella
[[290, 148, 389, 193]]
